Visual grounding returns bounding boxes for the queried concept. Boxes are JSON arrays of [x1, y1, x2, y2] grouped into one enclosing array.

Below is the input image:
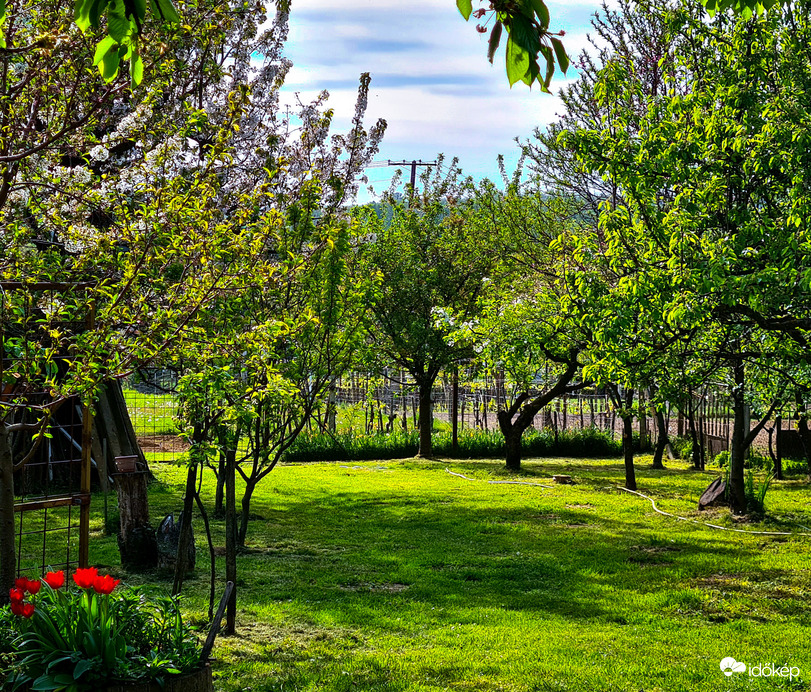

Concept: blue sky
[[282, 0, 611, 202]]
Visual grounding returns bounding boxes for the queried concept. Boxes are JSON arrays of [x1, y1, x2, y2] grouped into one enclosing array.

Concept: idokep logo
[[720, 657, 746, 677], [720, 657, 801, 681]]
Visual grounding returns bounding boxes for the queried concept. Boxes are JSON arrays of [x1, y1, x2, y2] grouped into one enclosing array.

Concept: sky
[[281, 0, 611, 203]]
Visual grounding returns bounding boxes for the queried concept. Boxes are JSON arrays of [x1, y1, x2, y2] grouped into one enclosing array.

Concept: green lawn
[[90, 456, 811, 691]]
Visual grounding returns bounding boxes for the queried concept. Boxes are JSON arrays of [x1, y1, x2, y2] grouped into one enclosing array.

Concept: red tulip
[[20, 602, 34, 618], [10, 601, 24, 616], [92, 574, 121, 595], [14, 577, 28, 592], [43, 571, 65, 590], [25, 579, 41, 595], [8, 588, 24, 603], [72, 567, 99, 589]]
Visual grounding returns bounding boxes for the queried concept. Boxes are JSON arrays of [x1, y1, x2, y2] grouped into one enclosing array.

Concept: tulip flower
[[14, 577, 28, 592], [25, 579, 41, 595], [10, 601, 34, 618], [43, 570, 65, 590], [72, 567, 99, 589], [92, 574, 121, 595], [9, 588, 24, 603]]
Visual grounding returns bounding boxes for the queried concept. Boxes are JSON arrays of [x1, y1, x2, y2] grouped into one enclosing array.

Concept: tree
[[565, 2, 811, 512], [444, 184, 588, 470], [358, 164, 498, 458], [456, 0, 788, 91], [0, 0, 375, 598]]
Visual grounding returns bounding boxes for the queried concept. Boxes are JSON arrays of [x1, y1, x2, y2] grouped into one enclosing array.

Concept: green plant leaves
[[550, 36, 569, 75], [75, 0, 179, 85], [456, 0, 472, 21], [0, 0, 6, 48], [150, 0, 180, 23], [506, 37, 531, 87], [93, 35, 121, 81]]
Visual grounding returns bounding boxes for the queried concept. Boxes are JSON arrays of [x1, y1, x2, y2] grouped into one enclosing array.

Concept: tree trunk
[[116, 470, 157, 569], [238, 480, 255, 548], [417, 378, 433, 458], [652, 408, 667, 470], [797, 414, 811, 482], [451, 367, 459, 455], [503, 426, 522, 471], [687, 405, 702, 470], [496, 356, 581, 472], [172, 459, 198, 596], [728, 361, 747, 515], [214, 451, 226, 518], [225, 443, 237, 635], [622, 389, 637, 491], [0, 427, 15, 603]]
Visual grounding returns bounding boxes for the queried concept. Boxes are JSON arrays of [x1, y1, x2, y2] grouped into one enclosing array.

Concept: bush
[[745, 450, 772, 470], [284, 426, 622, 462], [714, 450, 730, 467], [670, 435, 693, 461]]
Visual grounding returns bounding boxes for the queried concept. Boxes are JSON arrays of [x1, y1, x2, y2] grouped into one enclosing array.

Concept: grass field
[[88, 455, 811, 692]]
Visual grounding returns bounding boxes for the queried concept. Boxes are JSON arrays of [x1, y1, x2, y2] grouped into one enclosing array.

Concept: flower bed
[[2, 568, 206, 691]]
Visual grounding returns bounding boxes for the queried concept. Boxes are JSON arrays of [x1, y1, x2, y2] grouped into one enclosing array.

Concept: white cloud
[[282, 0, 608, 201]]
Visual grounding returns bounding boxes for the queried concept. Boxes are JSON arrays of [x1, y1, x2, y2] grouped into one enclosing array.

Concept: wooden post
[[452, 367, 459, 454], [774, 415, 783, 481]]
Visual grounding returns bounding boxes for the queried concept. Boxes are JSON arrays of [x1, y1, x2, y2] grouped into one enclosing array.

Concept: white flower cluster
[[62, 224, 101, 254], [50, 165, 92, 185], [89, 145, 110, 162]]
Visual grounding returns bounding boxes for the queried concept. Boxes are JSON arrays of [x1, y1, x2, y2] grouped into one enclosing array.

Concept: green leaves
[[75, 0, 180, 86], [150, 0, 181, 24], [701, 0, 783, 17], [94, 35, 122, 81], [456, 0, 472, 21], [457, 0, 568, 91], [0, 0, 6, 48]]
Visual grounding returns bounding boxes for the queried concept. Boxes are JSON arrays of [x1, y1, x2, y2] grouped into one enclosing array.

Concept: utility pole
[[384, 159, 437, 190]]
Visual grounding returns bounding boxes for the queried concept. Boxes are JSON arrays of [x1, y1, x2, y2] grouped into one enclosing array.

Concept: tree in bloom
[[0, 0, 384, 602]]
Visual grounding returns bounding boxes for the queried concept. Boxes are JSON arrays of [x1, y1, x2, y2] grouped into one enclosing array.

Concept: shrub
[[284, 426, 622, 462], [670, 435, 693, 461], [714, 450, 730, 467], [744, 466, 774, 516]]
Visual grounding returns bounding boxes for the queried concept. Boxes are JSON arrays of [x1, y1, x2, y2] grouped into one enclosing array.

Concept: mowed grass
[[88, 456, 811, 692]]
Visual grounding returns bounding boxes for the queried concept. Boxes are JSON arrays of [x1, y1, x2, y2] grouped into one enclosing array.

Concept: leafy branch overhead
[[0, 0, 181, 86], [457, 0, 568, 91], [701, 0, 785, 18]]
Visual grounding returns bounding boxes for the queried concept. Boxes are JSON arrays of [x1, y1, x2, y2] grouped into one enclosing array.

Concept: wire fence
[[122, 368, 756, 464]]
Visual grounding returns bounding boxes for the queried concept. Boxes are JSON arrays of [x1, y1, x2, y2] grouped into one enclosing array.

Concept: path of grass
[[90, 456, 811, 691]]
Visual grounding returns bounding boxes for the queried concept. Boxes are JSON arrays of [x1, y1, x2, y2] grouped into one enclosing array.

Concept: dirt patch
[[631, 544, 682, 554], [530, 513, 560, 521], [338, 582, 409, 593], [138, 434, 189, 453], [694, 573, 746, 589]]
